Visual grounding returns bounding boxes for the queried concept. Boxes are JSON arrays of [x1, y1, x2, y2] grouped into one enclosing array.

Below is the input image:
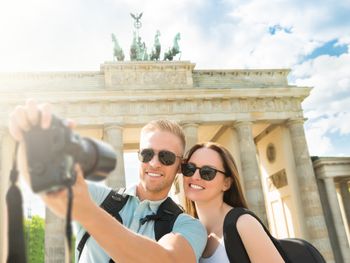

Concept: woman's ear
[[223, 177, 232, 191]]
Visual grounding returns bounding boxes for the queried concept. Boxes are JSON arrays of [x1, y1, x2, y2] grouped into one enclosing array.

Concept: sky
[[1, 0, 350, 216]]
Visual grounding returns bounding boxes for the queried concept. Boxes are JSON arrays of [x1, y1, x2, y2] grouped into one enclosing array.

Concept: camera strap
[[66, 185, 74, 263], [6, 143, 27, 263], [5, 142, 74, 263]]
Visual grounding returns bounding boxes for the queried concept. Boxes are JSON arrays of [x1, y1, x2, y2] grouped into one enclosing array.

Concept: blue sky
[[1, 0, 350, 215]]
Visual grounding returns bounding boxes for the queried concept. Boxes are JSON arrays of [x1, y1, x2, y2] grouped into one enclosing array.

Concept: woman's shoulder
[[224, 207, 263, 235], [236, 212, 263, 233]]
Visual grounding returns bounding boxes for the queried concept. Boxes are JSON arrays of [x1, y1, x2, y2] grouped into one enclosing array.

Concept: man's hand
[[8, 99, 53, 186], [8, 99, 94, 220], [9, 99, 52, 141], [42, 164, 94, 221]]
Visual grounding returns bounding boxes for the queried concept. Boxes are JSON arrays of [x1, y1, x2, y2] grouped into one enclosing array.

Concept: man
[[9, 100, 207, 262]]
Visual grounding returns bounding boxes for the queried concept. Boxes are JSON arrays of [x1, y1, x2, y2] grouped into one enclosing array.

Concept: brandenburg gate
[[0, 61, 349, 262]]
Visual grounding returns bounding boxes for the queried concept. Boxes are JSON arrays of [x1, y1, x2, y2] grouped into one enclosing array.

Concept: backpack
[[77, 188, 183, 262], [223, 207, 326, 263]]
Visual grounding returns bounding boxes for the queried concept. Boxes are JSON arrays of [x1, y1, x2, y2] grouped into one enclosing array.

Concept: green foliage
[[24, 215, 45, 263], [24, 215, 77, 262]]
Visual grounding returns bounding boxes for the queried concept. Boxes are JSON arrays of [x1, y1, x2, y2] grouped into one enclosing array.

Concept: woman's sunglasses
[[181, 162, 227, 181], [138, 148, 182, 166]]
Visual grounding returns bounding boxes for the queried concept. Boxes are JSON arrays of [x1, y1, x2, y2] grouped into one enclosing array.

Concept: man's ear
[[177, 162, 182, 173]]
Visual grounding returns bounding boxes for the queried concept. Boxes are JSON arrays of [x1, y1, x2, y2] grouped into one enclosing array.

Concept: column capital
[[103, 123, 124, 132], [285, 118, 307, 127], [233, 120, 253, 129], [180, 121, 200, 128]]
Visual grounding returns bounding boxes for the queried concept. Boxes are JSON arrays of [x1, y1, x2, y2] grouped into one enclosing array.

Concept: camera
[[23, 116, 117, 193]]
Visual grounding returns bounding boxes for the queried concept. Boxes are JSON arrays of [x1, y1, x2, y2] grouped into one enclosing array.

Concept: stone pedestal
[[45, 208, 67, 263], [234, 121, 267, 224], [287, 119, 333, 259], [104, 124, 126, 189]]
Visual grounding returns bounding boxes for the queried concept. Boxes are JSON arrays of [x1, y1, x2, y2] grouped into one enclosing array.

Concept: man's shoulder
[[174, 213, 205, 231], [172, 213, 207, 261], [87, 183, 112, 205]]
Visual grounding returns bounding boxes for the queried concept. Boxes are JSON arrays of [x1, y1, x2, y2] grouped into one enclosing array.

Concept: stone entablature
[[102, 61, 195, 89], [0, 92, 307, 127], [0, 61, 310, 128], [0, 62, 297, 92], [313, 157, 350, 179], [193, 69, 290, 88]]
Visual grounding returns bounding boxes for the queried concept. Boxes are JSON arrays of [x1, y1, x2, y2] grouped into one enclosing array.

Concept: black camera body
[[23, 116, 117, 193]]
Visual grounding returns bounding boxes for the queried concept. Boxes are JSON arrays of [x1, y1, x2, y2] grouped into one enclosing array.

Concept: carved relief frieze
[[0, 96, 304, 125], [69, 97, 297, 117], [239, 99, 249, 112], [263, 99, 276, 112], [103, 62, 194, 89], [221, 99, 231, 112], [109, 70, 188, 87]]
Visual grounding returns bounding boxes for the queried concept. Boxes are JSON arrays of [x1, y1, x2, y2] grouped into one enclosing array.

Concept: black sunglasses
[[181, 162, 226, 181], [138, 148, 182, 166]]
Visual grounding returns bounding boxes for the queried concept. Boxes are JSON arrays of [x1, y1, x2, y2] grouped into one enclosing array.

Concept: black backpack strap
[[223, 208, 251, 263], [76, 188, 129, 261], [154, 197, 183, 241], [223, 207, 290, 263]]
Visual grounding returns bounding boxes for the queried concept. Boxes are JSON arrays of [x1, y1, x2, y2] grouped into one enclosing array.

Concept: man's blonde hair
[[141, 119, 186, 153]]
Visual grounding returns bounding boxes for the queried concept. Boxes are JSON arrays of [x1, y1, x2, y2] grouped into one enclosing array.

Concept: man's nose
[[148, 153, 161, 167]]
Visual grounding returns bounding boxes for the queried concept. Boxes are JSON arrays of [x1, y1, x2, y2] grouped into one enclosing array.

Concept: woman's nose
[[192, 168, 201, 180]]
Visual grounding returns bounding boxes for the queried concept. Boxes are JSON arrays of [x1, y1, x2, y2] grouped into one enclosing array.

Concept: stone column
[[324, 178, 350, 262], [234, 121, 267, 224], [286, 119, 333, 259], [45, 208, 66, 263], [178, 123, 199, 207], [182, 122, 199, 154], [339, 180, 350, 230], [103, 124, 126, 189], [0, 128, 6, 263]]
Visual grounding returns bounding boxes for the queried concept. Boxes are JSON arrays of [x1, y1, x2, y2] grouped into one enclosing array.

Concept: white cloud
[[293, 52, 350, 156], [295, 53, 350, 113], [1, 0, 350, 156], [304, 122, 334, 156]]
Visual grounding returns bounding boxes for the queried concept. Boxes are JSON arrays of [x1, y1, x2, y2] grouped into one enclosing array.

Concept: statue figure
[[150, 30, 161, 60], [142, 42, 149, 60], [137, 36, 145, 61], [130, 31, 138, 60], [163, 32, 181, 61], [130, 12, 143, 29], [111, 34, 125, 61]]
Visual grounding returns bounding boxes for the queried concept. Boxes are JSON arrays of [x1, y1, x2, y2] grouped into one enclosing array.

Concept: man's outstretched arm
[[9, 99, 205, 263]]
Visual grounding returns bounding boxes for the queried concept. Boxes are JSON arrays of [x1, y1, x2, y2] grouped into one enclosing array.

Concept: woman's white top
[[199, 237, 230, 263]]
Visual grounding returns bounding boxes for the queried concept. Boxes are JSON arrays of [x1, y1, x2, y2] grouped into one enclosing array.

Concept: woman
[[182, 142, 285, 263]]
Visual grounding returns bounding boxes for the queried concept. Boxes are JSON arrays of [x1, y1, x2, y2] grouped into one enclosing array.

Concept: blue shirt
[[75, 183, 207, 262]]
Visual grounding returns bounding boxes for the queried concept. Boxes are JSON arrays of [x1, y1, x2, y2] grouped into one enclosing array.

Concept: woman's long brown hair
[[184, 142, 248, 218]]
